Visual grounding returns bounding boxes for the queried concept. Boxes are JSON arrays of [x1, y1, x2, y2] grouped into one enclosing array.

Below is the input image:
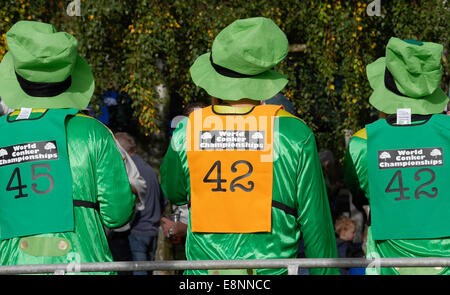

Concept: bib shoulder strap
[[275, 109, 307, 125], [73, 200, 100, 212], [353, 128, 367, 140]]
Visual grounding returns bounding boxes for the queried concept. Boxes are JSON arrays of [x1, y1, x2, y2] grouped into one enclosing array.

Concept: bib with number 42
[[186, 105, 282, 233], [367, 114, 450, 240], [0, 108, 78, 240]]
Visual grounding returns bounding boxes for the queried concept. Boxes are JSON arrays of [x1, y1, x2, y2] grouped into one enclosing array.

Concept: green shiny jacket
[[0, 111, 135, 274], [344, 126, 450, 275], [160, 106, 338, 275]]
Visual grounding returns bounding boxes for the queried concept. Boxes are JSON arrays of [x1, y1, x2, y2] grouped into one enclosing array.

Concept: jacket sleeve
[[296, 133, 339, 275], [344, 134, 370, 199], [160, 118, 189, 206], [94, 125, 135, 228]]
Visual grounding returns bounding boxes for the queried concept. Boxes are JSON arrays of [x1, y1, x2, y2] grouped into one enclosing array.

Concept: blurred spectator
[[115, 132, 168, 275], [320, 148, 366, 244], [335, 216, 356, 244], [335, 215, 364, 275], [104, 138, 147, 275]]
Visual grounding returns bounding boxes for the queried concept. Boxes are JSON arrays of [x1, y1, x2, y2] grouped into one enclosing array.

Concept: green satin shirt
[[161, 106, 338, 275]]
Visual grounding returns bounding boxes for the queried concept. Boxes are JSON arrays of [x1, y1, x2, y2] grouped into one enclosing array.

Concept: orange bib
[[186, 105, 282, 233]]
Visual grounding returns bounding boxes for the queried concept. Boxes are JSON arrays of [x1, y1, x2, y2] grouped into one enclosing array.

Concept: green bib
[[367, 115, 450, 240], [0, 108, 78, 240]]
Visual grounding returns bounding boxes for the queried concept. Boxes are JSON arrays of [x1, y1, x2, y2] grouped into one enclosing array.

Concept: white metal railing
[[0, 258, 449, 275]]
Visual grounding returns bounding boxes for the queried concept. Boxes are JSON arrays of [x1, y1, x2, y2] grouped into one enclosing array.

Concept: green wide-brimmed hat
[[0, 21, 94, 109], [367, 37, 448, 115], [190, 17, 289, 101]]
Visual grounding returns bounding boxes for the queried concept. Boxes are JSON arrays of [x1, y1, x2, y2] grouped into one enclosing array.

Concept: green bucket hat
[[367, 37, 448, 115], [190, 17, 289, 101], [0, 21, 94, 110]]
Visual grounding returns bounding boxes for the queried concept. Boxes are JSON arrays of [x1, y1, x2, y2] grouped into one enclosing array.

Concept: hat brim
[[0, 52, 94, 110], [190, 53, 288, 101], [367, 57, 448, 115]]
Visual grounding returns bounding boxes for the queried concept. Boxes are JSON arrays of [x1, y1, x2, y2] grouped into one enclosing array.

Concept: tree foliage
[[1, 0, 448, 164]]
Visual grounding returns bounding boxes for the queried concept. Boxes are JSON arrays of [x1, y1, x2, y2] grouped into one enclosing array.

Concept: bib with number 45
[[187, 105, 282, 233], [367, 114, 450, 240], [0, 108, 77, 240]]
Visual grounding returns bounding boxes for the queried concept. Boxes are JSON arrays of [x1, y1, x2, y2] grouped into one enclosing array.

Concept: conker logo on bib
[[377, 147, 443, 169]]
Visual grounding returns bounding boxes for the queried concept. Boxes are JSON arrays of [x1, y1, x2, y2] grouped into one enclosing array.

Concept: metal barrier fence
[[0, 257, 449, 275]]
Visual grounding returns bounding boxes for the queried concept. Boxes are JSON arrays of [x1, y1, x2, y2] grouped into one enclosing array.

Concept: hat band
[[15, 71, 72, 97], [384, 68, 408, 98], [209, 54, 257, 78]]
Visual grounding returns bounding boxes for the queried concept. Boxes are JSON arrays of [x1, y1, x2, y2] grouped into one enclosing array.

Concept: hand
[[160, 217, 188, 240], [161, 217, 176, 238]]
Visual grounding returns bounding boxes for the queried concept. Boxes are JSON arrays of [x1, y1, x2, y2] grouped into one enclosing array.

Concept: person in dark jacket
[[115, 132, 168, 275]]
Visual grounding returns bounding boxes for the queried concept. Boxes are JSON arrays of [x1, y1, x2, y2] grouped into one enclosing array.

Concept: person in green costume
[[160, 17, 338, 275], [344, 37, 450, 275], [0, 21, 135, 274]]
